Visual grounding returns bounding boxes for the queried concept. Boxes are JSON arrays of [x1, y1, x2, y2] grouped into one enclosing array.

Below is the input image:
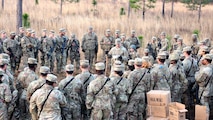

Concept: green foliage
[[92, 0, 97, 7], [120, 7, 126, 16], [166, 35, 172, 50], [22, 13, 30, 28], [181, 0, 209, 10], [130, 0, 142, 11], [138, 35, 144, 47], [35, 0, 39, 4], [146, 0, 156, 9], [193, 29, 200, 37], [51, 0, 80, 3], [129, 0, 156, 12]]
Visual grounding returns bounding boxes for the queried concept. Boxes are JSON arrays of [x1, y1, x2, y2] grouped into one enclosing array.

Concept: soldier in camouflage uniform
[[43, 30, 56, 72], [191, 34, 200, 58], [15, 27, 25, 71], [3, 32, 19, 73], [55, 28, 69, 73], [142, 48, 154, 66], [146, 36, 157, 60], [0, 70, 12, 120], [110, 63, 132, 120], [67, 33, 80, 70], [100, 29, 114, 61], [114, 30, 120, 40], [150, 52, 171, 90], [127, 58, 150, 120], [30, 74, 67, 120], [123, 59, 134, 79], [197, 46, 209, 66], [75, 60, 95, 120], [126, 30, 141, 50], [58, 64, 84, 120], [39, 29, 47, 66], [170, 34, 180, 52], [82, 27, 98, 69], [169, 53, 188, 102], [86, 62, 117, 120], [129, 45, 140, 60], [195, 54, 213, 117], [0, 30, 7, 53], [120, 33, 130, 50], [159, 32, 169, 52], [31, 30, 40, 60], [16, 58, 38, 120], [176, 37, 186, 51]]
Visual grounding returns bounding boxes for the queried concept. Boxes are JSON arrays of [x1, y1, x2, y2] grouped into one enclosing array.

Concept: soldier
[[142, 48, 154, 66], [15, 27, 25, 71], [86, 62, 117, 120], [128, 45, 140, 60], [16, 58, 38, 119], [100, 29, 114, 61], [110, 63, 131, 120], [82, 26, 98, 69], [150, 52, 171, 90], [169, 53, 188, 102], [75, 60, 95, 119], [0, 30, 6, 53], [3, 32, 19, 73], [146, 36, 157, 59], [120, 33, 130, 50], [197, 46, 209, 66], [204, 38, 211, 48], [176, 37, 186, 51], [0, 70, 12, 120], [126, 58, 150, 120], [30, 74, 67, 120], [195, 54, 212, 117], [191, 34, 199, 58], [159, 32, 169, 52], [114, 30, 120, 40], [31, 30, 39, 60], [58, 64, 84, 120], [170, 34, 180, 52], [123, 59, 134, 78], [39, 29, 48, 66], [43, 30, 56, 72], [55, 28, 69, 73], [126, 30, 141, 50], [67, 33, 80, 70]]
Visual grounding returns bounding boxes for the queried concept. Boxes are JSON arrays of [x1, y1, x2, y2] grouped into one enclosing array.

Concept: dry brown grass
[[0, 0, 213, 59]]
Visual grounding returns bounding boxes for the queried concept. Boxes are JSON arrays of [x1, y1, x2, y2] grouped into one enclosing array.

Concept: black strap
[[186, 59, 194, 77], [29, 83, 45, 100], [94, 78, 110, 96], [117, 77, 123, 85], [83, 74, 91, 84], [199, 76, 212, 100], [63, 77, 75, 90], [38, 89, 53, 119]]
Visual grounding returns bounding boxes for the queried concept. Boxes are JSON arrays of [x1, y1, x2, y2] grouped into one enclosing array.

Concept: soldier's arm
[[4, 84, 12, 103], [29, 91, 38, 120], [21, 38, 27, 53], [3, 40, 9, 54], [86, 84, 94, 109]]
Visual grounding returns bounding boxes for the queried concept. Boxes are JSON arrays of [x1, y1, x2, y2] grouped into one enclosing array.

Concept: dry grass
[[0, 0, 213, 60]]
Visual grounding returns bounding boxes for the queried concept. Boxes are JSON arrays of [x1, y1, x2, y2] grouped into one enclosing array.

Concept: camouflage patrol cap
[[27, 58, 37, 64], [19, 27, 24, 30], [106, 29, 110, 33], [180, 54, 185, 60], [157, 52, 166, 59], [59, 28, 65, 33], [71, 33, 75, 38], [31, 30, 35, 34], [42, 29, 47, 32], [65, 64, 74, 71], [114, 64, 125, 71], [114, 60, 122, 65], [95, 62, 105, 70], [26, 28, 32, 33], [177, 38, 183, 42], [199, 40, 206, 45], [152, 36, 157, 41], [131, 30, 136, 34], [115, 38, 121, 44], [10, 32, 16, 36], [174, 50, 182, 55], [120, 33, 125, 37], [0, 53, 9, 60], [160, 32, 166, 36], [130, 45, 136, 50], [89, 26, 93, 30], [183, 46, 192, 52], [0, 30, 6, 34], [0, 59, 9, 65], [39, 66, 50, 74], [192, 34, 197, 38], [201, 54, 212, 61], [134, 58, 142, 65], [80, 60, 89, 66], [49, 30, 55, 34], [144, 49, 149, 53], [201, 46, 209, 52], [128, 59, 134, 66], [173, 34, 180, 39], [169, 53, 179, 61], [115, 30, 120, 34], [46, 74, 57, 83]]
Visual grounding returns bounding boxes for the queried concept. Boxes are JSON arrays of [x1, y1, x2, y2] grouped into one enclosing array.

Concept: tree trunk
[[142, 0, 145, 20], [127, 0, 130, 18], [198, 0, 202, 22], [16, 0, 23, 33], [1, 0, 4, 10], [162, 0, 165, 17], [171, 0, 174, 18], [60, 0, 63, 15]]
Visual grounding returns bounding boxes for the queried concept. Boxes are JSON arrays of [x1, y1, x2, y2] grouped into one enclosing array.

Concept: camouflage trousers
[[19, 90, 31, 120], [113, 102, 127, 120], [0, 103, 8, 120], [44, 54, 55, 72], [40, 52, 45, 66], [84, 50, 96, 69], [171, 86, 182, 102], [55, 51, 67, 73], [69, 52, 80, 70], [90, 108, 111, 120], [63, 102, 81, 120], [200, 96, 210, 117]]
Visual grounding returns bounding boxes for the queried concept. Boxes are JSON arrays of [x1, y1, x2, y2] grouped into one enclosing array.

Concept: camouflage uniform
[[58, 64, 84, 120], [82, 27, 98, 68], [30, 74, 67, 120], [159, 32, 169, 52], [30, 31, 40, 60], [191, 34, 199, 58], [126, 30, 141, 50], [123, 59, 135, 79], [86, 62, 117, 120], [67, 34, 80, 70], [176, 38, 186, 51], [127, 58, 151, 120], [39, 29, 48, 66], [0, 31, 7, 53], [146, 37, 158, 60], [0, 72, 12, 120], [142, 49, 154, 65], [55, 29, 69, 73], [121, 33, 130, 50], [128, 45, 140, 60]]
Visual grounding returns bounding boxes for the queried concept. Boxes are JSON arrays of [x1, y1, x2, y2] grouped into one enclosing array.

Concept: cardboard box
[[147, 90, 171, 106], [195, 105, 209, 120], [147, 116, 169, 120], [148, 105, 168, 118], [169, 102, 188, 120]]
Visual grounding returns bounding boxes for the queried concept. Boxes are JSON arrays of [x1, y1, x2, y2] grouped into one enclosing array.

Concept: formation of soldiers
[[0, 27, 213, 120]]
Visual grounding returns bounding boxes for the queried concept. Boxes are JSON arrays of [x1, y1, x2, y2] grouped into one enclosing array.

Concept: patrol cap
[[46, 74, 57, 83], [49, 30, 55, 34], [173, 34, 180, 39], [114, 60, 122, 65], [31, 30, 35, 34], [0, 59, 9, 65], [152, 36, 157, 41], [192, 34, 197, 38], [115, 30, 120, 34], [163, 51, 169, 56], [174, 50, 182, 55], [183, 46, 192, 52], [157, 52, 166, 59], [134, 58, 142, 65], [160, 32, 166, 36], [177, 38, 183, 42], [10, 32, 16, 36], [201, 54, 212, 61], [80, 60, 89, 66], [95, 62, 105, 70], [0, 53, 9, 60], [65, 64, 74, 71], [128, 59, 134, 66], [114, 64, 125, 71], [39, 66, 50, 74], [59, 28, 65, 33], [120, 33, 125, 37], [27, 58, 37, 64], [115, 38, 121, 44], [130, 45, 136, 50], [131, 30, 135, 34], [0, 70, 3, 76], [201, 46, 209, 52], [42, 29, 47, 32], [0, 30, 6, 34], [144, 49, 149, 53], [26, 28, 32, 33], [71, 33, 75, 38], [89, 26, 93, 30], [169, 53, 179, 61], [106, 29, 110, 33], [19, 27, 24, 30]]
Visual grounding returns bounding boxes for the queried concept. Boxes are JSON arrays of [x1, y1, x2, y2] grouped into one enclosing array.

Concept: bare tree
[[60, 0, 63, 15], [1, 0, 4, 10], [17, 0, 23, 32], [171, 0, 174, 17], [162, 0, 165, 17]]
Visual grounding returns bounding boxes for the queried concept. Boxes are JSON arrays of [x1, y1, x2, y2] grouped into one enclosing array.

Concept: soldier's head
[[71, 33, 75, 39], [201, 54, 212, 65], [177, 38, 183, 45], [59, 28, 65, 36], [200, 46, 209, 55], [105, 29, 110, 36], [80, 60, 90, 71], [115, 30, 120, 38], [46, 74, 58, 87], [120, 33, 126, 41], [49, 30, 55, 38], [130, 45, 136, 52], [114, 64, 125, 77], [131, 30, 136, 37], [142, 56, 151, 68], [0, 59, 8, 70], [95, 62, 105, 75], [19, 27, 25, 34], [88, 26, 93, 33], [65, 64, 74, 75], [134, 58, 142, 68], [26, 29, 32, 37], [144, 49, 149, 56], [115, 38, 121, 48], [180, 54, 185, 61], [128, 59, 135, 71], [173, 34, 180, 42], [31, 30, 36, 37], [0, 30, 6, 39], [169, 53, 179, 65], [40, 66, 50, 78], [10, 32, 16, 39], [183, 46, 192, 57], [192, 34, 198, 43], [160, 32, 166, 39], [151, 37, 157, 43], [42, 29, 47, 37], [157, 52, 166, 64], [27, 58, 37, 71]]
